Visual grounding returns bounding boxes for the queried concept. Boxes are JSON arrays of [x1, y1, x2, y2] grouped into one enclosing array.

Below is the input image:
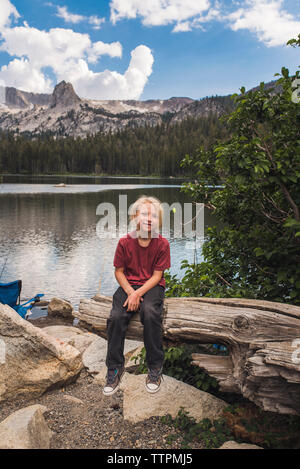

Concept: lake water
[[0, 174, 216, 316]]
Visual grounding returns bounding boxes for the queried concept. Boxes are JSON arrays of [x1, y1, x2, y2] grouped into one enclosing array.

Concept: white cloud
[[56, 6, 85, 24], [88, 40, 122, 64], [172, 22, 193, 33], [0, 0, 20, 30], [88, 16, 106, 30], [110, 0, 214, 30], [0, 25, 92, 71], [0, 5, 153, 100], [172, 3, 221, 32], [0, 24, 123, 71], [55, 5, 105, 30], [109, 0, 300, 45], [0, 57, 53, 93], [226, 0, 300, 47], [74, 45, 154, 100]]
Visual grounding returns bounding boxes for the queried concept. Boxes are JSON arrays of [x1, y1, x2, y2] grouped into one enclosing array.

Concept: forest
[[0, 97, 234, 177]]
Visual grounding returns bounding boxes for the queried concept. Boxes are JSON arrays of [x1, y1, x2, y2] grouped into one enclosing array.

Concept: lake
[[0, 174, 217, 316]]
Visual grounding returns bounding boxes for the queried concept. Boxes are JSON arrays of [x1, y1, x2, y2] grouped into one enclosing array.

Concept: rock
[[63, 395, 84, 405], [33, 300, 49, 307], [124, 340, 144, 355], [124, 345, 144, 370], [47, 298, 74, 319], [5, 86, 51, 109], [42, 326, 97, 353], [82, 337, 108, 374], [5, 86, 30, 109], [120, 373, 227, 424], [0, 303, 83, 402], [93, 365, 107, 385], [218, 441, 263, 449], [0, 405, 52, 449], [50, 81, 81, 109], [82, 338, 143, 375]]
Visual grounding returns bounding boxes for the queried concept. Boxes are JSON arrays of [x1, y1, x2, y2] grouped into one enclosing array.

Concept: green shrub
[[161, 407, 234, 449]]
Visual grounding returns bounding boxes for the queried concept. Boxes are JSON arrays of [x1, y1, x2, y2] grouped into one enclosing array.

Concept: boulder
[[124, 345, 144, 370], [82, 338, 143, 375], [93, 365, 107, 385], [42, 326, 97, 353], [82, 337, 107, 374], [119, 373, 227, 424], [218, 441, 263, 449], [0, 303, 83, 402], [0, 405, 52, 449], [124, 340, 143, 357], [47, 298, 74, 319]]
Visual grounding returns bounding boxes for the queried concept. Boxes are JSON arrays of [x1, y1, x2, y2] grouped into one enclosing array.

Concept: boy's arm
[[115, 267, 135, 296], [134, 270, 163, 298]]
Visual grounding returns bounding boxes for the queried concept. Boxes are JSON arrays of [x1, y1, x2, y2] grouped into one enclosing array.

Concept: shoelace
[[148, 368, 163, 382]]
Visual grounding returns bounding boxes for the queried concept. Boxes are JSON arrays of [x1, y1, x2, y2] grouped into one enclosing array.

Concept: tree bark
[[75, 295, 300, 415]]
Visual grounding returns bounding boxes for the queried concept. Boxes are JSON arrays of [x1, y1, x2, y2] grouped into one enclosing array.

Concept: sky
[[0, 0, 299, 101]]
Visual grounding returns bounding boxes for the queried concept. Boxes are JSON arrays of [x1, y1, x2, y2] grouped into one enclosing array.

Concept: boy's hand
[[123, 290, 143, 311]]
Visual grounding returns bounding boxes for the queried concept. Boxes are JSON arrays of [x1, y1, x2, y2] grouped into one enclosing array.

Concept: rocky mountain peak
[[5, 87, 30, 108], [0, 79, 242, 138], [50, 81, 81, 109]]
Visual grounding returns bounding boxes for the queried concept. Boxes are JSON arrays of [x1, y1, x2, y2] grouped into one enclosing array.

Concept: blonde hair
[[129, 195, 163, 229]]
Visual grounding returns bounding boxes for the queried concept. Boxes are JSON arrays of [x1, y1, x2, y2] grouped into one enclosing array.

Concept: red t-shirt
[[113, 230, 171, 288]]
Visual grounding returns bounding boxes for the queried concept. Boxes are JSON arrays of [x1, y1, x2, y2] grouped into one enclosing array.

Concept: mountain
[[0, 80, 233, 138], [1, 86, 51, 108], [50, 81, 81, 109]]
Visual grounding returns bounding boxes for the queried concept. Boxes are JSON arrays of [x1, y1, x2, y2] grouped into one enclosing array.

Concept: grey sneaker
[[103, 367, 125, 396], [145, 366, 164, 394]]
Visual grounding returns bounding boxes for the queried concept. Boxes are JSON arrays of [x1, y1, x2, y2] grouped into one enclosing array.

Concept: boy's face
[[137, 202, 159, 237]]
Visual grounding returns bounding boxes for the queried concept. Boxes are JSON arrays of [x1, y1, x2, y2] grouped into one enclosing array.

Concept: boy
[[103, 196, 170, 396]]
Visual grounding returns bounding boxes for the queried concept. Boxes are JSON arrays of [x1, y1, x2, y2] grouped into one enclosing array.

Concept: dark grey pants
[[105, 284, 165, 370]]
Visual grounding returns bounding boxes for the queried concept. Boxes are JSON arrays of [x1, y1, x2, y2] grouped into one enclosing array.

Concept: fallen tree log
[[75, 295, 300, 415]]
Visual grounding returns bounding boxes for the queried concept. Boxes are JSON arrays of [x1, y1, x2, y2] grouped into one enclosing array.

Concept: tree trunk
[[75, 295, 300, 415]]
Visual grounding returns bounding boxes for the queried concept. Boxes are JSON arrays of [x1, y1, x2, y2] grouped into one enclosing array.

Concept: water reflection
[[0, 180, 217, 312]]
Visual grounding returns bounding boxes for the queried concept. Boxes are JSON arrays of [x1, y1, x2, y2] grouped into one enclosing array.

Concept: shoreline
[[0, 182, 182, 195], [0, 172, 190, 180]]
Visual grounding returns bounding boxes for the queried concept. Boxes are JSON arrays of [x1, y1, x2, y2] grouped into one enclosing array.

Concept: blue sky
[[0, 0, 299, 100]]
